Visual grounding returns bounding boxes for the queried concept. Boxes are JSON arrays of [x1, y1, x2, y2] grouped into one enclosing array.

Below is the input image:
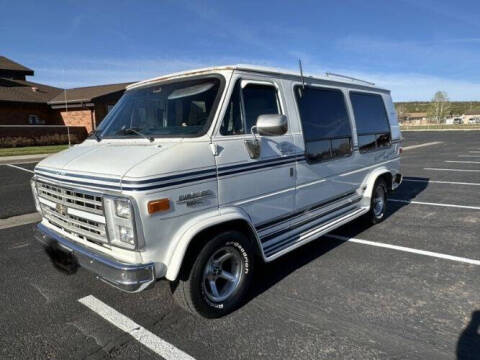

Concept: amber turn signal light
[[147, 198, 170, 214]]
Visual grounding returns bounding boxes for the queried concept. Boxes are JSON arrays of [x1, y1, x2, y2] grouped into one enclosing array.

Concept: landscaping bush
[[0, 127, 88, 148]]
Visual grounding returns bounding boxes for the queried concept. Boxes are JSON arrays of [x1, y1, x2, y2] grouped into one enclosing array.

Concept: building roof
[[128, 64, 389, 93], [0, 78, 62, 104], [0, 56, 34, 75], [48, 82, 133, 105]]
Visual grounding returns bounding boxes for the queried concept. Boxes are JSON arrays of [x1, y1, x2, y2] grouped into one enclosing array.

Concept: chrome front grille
[[36, 181, 108, 245], [37, 182, 103, 215]]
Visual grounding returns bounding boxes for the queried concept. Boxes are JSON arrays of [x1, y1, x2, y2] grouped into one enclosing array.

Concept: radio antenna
[[298, 59, 305, 90]]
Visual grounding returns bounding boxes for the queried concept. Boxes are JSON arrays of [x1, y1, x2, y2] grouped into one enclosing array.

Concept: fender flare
[[164, 207, 260, 281], [361, 167, 392, 207]]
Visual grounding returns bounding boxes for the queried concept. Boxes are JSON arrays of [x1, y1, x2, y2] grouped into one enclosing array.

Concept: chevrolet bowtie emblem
[[56, 203, 67, 216]]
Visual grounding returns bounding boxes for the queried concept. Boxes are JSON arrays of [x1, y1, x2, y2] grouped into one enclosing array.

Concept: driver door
[[213, 75, 296, 240]]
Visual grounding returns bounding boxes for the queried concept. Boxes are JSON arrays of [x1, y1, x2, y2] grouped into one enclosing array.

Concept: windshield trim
[[94, 74, 226, 140]]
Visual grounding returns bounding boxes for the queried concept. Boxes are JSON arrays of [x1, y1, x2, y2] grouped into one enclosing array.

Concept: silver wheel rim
[[373, 186, 385, 218], [202, 246, 244, 303]]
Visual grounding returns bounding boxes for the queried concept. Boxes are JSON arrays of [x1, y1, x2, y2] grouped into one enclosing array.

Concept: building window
[[220, 81, 280, 136], [295, 86, 352, 163], [349, 92, 391, 153], [28, 114, 39, 124]]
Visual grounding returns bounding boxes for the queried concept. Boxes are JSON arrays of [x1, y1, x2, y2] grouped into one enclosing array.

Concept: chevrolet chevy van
[[32, 65, 402, 317]]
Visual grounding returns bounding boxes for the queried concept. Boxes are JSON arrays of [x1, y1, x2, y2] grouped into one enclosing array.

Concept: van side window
[[295, 86, 352, 163], [220, 81, 280, 136], [349, 92, 391, 152], [243, 84, 280, 132]]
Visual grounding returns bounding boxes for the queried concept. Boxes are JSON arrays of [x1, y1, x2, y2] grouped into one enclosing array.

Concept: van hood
[[36, 142, 181, 178], [34, 140, 216, 190]]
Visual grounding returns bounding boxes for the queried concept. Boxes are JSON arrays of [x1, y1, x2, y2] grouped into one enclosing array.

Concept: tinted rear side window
[[295, 86, 352, 163], [350, 92, 391, 152]]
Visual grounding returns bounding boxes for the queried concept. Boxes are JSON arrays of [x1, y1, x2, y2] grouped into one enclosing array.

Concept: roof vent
[[31, 86, 38, 92]]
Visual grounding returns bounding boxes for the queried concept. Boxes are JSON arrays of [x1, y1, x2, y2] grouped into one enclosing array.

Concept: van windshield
[[97, 77, 222, 138]]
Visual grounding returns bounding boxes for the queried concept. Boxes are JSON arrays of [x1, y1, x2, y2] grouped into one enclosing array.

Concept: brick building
[[0, 56, 132, 135], [48, 82, 131, 133], [0, 56, 62, 126]]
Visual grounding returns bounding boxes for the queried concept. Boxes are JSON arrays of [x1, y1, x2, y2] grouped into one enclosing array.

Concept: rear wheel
[[171, 230, 255, 318], [366, 178, 388, 224]]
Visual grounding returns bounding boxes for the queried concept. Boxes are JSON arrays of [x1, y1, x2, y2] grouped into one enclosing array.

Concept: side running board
[[263, 207, 367, 259]]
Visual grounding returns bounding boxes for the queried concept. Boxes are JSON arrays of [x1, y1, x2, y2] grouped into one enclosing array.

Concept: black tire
[[170, 230, 255, 318], [366, 178, 388, 225]]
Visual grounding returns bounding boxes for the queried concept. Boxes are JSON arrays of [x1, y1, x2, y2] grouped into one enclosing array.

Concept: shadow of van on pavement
[[247, 176, 429, 304], [457, 311, 480, 360]]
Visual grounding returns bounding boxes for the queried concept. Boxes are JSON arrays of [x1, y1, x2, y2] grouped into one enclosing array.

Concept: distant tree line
[[395, 93, 480, 123]]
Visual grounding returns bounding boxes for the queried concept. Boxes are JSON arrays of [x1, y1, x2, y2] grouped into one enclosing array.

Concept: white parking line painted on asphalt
[[424, 167, 480, 173], [469, 151, 480, 153], [402, 141, 443, 151], [458, 155, 480, 158], [388, 198, 480, 210], [4, 164, 34, 173], [0, 212, 41, 230], [326, 234, 480, 266], [78, 295, 196, 360], [445, 160, 480, 164], [403, 179, 480, 186]]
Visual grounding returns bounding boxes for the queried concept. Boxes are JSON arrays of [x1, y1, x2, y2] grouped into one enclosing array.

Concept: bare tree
[[428, 91, 450, 124]]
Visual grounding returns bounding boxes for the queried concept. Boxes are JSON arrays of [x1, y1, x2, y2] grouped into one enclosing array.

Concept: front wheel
[[366, 178, 388, 225], [170, 230, 255, 318]]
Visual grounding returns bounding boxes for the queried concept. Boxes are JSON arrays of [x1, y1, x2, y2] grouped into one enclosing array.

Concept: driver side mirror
[[244, 114, 288, 159], [256, 114, 288, 136]]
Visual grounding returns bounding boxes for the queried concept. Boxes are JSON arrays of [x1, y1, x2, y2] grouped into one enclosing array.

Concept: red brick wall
[[0, 102, 56, 125], [58, 109, 95, 133]]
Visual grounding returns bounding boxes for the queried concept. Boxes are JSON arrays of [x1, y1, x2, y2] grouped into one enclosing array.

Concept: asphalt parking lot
[[1, 131, 479, 360]]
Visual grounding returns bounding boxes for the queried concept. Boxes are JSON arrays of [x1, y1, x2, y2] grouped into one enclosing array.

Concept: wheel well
[[176, 219, 261, 281], [378, 172, 393, 193]]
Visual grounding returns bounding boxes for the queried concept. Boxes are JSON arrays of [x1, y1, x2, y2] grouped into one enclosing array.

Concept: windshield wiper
[[90, 129, 102, 142], [121, 127, 154, 142]]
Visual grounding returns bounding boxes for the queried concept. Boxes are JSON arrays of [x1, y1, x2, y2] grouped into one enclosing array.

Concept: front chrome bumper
[[34, 223, 155, 293]]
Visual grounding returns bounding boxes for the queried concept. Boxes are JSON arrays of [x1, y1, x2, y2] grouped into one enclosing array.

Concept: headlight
[[115, 199, 132, 219], [30, 179, 42, 214], [103, 197, 137, 250]]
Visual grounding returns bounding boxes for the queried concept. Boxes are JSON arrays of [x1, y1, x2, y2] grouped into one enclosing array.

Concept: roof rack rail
[[325, 72, 375, 86]]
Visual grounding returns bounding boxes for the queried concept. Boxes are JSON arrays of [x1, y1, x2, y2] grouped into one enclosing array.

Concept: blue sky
[[2, 0, 480, 101]]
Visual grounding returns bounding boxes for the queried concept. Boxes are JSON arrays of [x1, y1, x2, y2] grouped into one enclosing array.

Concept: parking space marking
[[0, 212, 41, 230], [3, 164, 34, 173], [469, 151, 480, 153], [388, 198, 480, 210], [402, 141, 443, 151], [445, 160, 480, 164], [403, 178, 480, 186], [424, 167, 480, 173], [78, 295, 196, 360], [458, 155, 480, 158], [326, 234, 480, 266]]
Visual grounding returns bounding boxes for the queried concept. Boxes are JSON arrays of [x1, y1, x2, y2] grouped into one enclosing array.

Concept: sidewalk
[[0, 153, 51, 165]]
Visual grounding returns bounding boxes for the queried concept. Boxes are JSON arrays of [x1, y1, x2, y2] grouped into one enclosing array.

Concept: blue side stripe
[[122, 173, 218, 191], [35, 167, 121, 184], [35, 154, 307, 192], [35, 172, 123, 190]]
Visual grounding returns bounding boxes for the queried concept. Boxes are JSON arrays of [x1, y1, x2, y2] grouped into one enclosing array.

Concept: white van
[[31, 65, 402, 317]]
